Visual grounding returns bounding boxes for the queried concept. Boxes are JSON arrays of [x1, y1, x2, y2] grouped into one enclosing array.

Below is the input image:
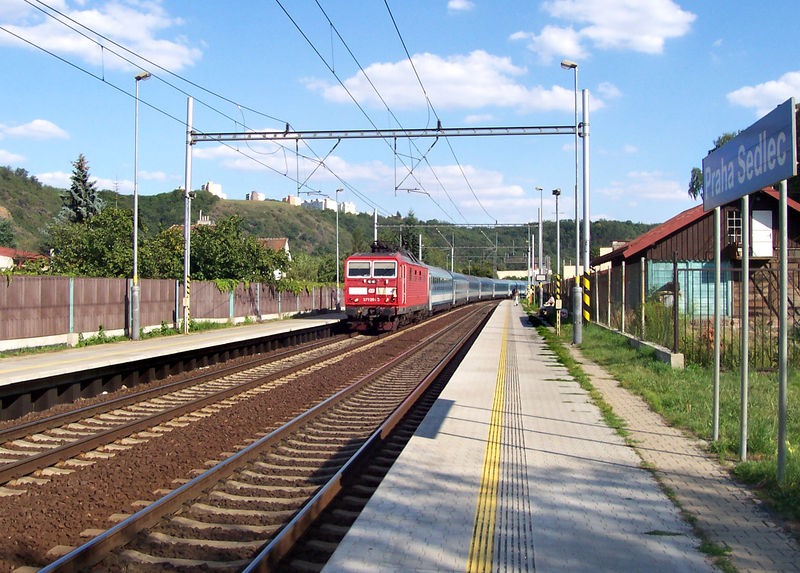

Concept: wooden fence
[[0, 275, 339, 351]]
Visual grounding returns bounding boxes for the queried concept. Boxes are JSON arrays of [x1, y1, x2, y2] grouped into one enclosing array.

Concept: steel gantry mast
[[182, 111, 588, 336], [190, 125, 576, 143]]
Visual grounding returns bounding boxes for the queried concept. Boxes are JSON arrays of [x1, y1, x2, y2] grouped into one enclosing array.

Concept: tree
[[190, 215, 289, 283], [687, 132, 739, 199], [286, 251, 322, 282], [350, 226, 367, 254], [141, 226, 184, 279], [0, 218, 16, 248], [59, 154, 104, 223], [48, 206, 133, 277]]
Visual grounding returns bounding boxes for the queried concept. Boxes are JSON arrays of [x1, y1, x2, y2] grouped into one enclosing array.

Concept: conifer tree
[[59, 154, 104, 223]]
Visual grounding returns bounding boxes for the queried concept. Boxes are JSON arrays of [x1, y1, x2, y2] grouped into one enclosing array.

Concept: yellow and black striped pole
[[582, 271, 591, 323], [554, 274, 562, 335]]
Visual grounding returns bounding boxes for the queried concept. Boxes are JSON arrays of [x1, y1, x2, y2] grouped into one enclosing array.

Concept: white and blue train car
[[452, 272, 473, 305], [428, 265, 455, 311]]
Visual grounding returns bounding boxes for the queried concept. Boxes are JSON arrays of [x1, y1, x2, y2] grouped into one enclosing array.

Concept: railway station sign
[[702, 97, 797, 211]]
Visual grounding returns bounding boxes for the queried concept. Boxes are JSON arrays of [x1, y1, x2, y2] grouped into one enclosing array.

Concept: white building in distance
[[304, 198, 337, 211], [247, 191, 266, 201], [201, 181, 225, 199], [282, 195, 303, 206], [339, 201, 358, 215]]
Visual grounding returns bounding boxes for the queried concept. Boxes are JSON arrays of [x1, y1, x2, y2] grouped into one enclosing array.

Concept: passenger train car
[[344, 242, 526, 331]]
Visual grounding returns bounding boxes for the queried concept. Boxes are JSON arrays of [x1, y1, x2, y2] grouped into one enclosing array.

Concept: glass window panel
[[374, 261, 397, 277], [347, 261, 371, 277]]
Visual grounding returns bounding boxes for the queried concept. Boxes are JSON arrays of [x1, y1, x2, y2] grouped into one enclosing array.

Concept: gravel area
[[0, 317, 449, 572]]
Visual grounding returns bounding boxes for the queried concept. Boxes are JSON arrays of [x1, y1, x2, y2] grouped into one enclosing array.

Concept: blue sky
[[1, 0, 798, 227]]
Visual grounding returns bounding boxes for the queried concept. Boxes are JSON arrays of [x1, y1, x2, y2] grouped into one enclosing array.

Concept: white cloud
[[727, 71, 800, 117], [510, 25, 586, 65], [306, 50, 587, 113], [517, 0, 695, 62], [0, 0, 35, 20], [0, 149, 25, 163], [140, 170, 169, 181], [464, 113, 495, 124], [36, 170, 133, 192], [599, 170, 687, 204], [447, 0, 475, 11], [92, 175, 128, 192], [194, 142, 393, 182], [36, 170, 71, 188], [2, 119, 69, 140], [623, 144, 638, 154], [0, 1, 202, 72], [597, 82, 622, 100]]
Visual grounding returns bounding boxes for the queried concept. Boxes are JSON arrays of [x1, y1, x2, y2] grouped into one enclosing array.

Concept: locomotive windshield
[[373, 261, 397, 278], [347, 261, 371, 277]]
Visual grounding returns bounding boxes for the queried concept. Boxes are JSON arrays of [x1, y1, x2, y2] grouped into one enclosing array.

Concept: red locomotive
[[344, 242, 525, 332], [344, 243, 428, 331]]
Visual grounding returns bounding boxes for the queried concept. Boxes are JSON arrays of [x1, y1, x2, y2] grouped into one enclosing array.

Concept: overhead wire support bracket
[[191, 124, 576, 143]]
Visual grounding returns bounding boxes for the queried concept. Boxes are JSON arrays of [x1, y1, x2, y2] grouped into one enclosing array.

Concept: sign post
[[702, 98, 796, 479], [703, 98, 796, 211]]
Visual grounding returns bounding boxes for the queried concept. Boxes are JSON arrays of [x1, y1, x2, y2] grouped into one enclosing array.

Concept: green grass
[[0, 317, 258, 357], [551, 319, 800, 526], [0, 343, 68, 359]]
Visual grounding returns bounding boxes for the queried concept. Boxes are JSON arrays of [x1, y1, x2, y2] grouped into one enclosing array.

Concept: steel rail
[[0, 334, 347, 443], [39, 302, 495, 573], [0, 334, 368, 485], [245, 303, 493, 572]]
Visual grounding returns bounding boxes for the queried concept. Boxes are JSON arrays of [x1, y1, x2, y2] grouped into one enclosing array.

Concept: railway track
[[0, 333, 375, 491], [38, 302, 496, 572]]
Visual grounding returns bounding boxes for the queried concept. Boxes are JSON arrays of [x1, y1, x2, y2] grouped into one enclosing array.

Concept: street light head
[[552, 188, 561, 196], [560, 59, 578, 70], [535, 186, 543, 191], [135, 71, 152, 81]]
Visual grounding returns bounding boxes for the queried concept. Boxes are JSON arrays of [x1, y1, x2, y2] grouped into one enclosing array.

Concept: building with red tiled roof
[[593, 188, 800, 268], [589, 187, 800, 323], [259, 238, 290, 260], [259, 238, 291, 280], [0, 246, 47, 270]]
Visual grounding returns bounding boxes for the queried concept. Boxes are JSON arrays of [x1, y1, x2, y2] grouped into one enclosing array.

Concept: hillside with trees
[[0, 164, 655, 282]]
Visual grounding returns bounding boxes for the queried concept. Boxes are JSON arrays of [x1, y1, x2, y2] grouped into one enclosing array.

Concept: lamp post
[[527, 223, 532, 298], [553, 188, 561, 279], [182, 97, 194, 335], [536, 186, 543, 307], [132, 70, 151, 341], [561, 58, 581, 344], [335, 187, 342, 310]]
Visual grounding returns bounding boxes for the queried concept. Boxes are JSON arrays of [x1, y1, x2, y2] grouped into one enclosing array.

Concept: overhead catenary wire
[[0, 23, 344, 201], [278, 0, 459, 223], [8, 1, 390, 215], [25, 0, 286, 126], [382, 0, 495, 223]]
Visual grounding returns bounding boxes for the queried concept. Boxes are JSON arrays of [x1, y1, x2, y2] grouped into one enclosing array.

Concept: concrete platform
[[0, 312, 345, 390], [323, 301, 715, 572]]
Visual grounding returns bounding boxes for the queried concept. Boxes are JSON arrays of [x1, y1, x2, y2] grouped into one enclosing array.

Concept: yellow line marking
[[467, 306, 509, 573]]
